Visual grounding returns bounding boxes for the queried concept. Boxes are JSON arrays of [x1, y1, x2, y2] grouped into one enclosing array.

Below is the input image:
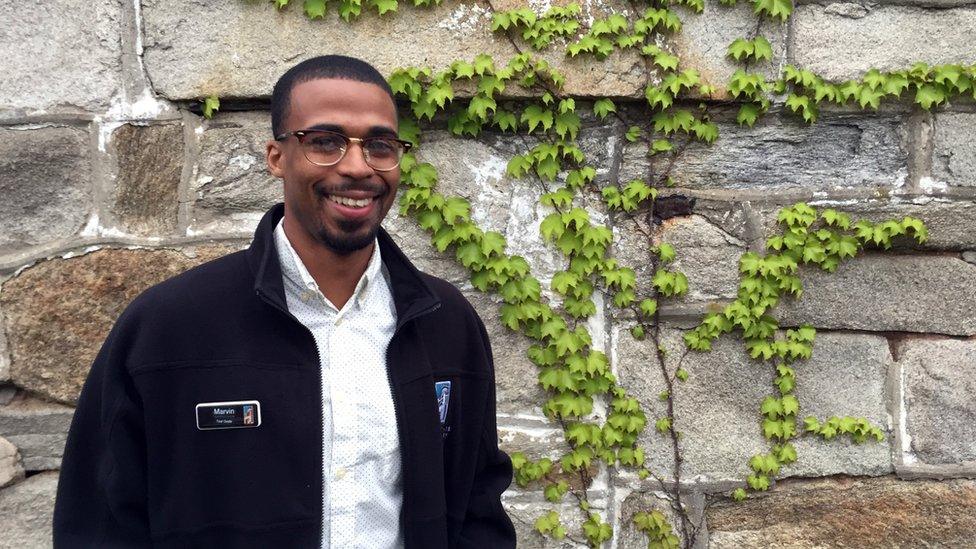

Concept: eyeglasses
[[274, 129, 413, 172]]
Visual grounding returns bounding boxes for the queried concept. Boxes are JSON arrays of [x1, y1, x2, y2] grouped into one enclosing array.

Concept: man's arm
[[53, 311, 152, 548], [456, 313, 517, 548]]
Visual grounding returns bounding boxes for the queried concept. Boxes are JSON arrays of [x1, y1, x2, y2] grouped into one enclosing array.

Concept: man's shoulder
[[125, 248, 250, 321]]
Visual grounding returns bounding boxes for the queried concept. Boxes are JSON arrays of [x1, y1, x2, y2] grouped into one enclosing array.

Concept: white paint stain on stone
[[919, 176, 949, 193], [437, 4, 490, 34], [899, 365, 918, 466], [229, 154, 257, 171]]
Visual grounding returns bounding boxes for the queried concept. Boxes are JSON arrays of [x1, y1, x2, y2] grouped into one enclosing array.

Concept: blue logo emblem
[[435, 381, 451, 424]]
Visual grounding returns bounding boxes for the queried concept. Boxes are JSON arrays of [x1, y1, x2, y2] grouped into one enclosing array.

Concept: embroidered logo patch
[[434, 381, 451, 425], [196, 400, 261, 430]]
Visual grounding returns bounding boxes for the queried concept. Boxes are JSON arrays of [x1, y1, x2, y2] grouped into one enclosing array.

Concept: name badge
[[196, 400, 261, 430]]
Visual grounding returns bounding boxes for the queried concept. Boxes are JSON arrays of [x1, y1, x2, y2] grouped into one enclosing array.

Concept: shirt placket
[[328, 294, 360, 548]]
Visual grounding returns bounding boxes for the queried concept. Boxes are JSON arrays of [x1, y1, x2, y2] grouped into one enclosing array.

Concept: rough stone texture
[[111, 123, 183, 235], [464, 292, 546, 416], [498, 424, 568, 462], [618, 111, 909, 192], [0, 308, 9, 384], [0, 126, 92, 254], [0, 395, 75, 471], [190, 112, 282, 235], [0, 471, 58, 549], [616, 490, 698, 549], [614, 214, 746, 303], [0, 245, 239, 404], [782, 333, 893, 478], [898, 337, 976, 466], [0, 436, 23, 489], [616, 328, 894, 483], [141, 0, 647, 100], [933, 112, 976, 188], [793, 4, 976, 82], [0, 0, 124, 113], [707, 476, 976, 548], [775, 254, 976, 336], [503, 487, 606, 549]]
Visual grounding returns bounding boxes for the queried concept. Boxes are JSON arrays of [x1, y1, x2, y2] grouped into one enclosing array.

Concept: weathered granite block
[[140, 0, 646, 100], [782, 333, 893, 478], [0, 396, 73, 472], [616, 328, 895, 483], [898, 337, 976, 466], [0, 436, 23, 489], [502, 488, 604, 549], [0, 471, 59, 548], [613, 214, 746, 303], [0, 245, 239, 403], [775, 254, 976, 336], [111, 123, 184, 235], [0, 0, 123, 113], [707, 477, 976, 548], [0, 126, 92, 254], [615, 490, 702, 549], [617, 111, 909, 192], [793, 4, 976, 81], [190, 113, 281, 235], [933, 112, 976, 188]]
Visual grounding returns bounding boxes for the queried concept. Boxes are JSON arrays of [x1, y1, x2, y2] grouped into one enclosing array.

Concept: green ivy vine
[[211, 1, 965, 546]]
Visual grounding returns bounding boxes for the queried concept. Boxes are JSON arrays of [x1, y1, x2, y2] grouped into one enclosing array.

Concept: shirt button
[[335, 467, 347, 479]]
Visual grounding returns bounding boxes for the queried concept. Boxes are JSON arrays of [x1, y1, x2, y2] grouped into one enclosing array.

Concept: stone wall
[[1, 0, 975, 547]]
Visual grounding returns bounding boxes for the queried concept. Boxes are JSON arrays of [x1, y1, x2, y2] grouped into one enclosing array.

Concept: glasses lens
[[363, 138, 403, 170], [302, 132, 346, 166]]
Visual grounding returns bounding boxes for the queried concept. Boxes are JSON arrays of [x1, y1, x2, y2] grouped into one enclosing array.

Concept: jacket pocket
[[132, 361, 321, 538]]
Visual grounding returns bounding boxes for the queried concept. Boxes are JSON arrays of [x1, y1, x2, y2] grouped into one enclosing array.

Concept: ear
[[266, 139, 285, 178]]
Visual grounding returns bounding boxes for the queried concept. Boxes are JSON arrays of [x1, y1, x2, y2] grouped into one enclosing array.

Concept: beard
[[314, 217, 379, 255]]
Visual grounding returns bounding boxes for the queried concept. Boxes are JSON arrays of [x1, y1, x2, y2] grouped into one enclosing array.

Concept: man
[[53, 55, 516, 548]]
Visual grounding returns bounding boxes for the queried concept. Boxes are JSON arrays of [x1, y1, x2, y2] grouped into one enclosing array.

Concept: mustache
[[314, 180, 387, 196]]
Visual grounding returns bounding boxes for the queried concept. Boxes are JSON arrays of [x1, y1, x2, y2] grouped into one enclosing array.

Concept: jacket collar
[[245, 202, 441, 328]]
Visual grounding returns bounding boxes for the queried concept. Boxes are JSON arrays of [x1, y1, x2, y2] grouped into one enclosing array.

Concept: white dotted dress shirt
[[274, 217, 403, 549]]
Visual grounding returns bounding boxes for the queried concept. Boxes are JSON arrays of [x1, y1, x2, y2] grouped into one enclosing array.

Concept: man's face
[[266, 77, 400, 254]]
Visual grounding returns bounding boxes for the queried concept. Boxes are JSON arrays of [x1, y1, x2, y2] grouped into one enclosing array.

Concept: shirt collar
[[274, 216, 382, 310]]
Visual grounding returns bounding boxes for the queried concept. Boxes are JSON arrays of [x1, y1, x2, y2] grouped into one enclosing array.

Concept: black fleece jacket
[[53, 202, 516, 548]]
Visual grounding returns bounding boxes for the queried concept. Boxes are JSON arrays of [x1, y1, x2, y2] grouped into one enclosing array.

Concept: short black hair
[[270, 55, 396, 138]]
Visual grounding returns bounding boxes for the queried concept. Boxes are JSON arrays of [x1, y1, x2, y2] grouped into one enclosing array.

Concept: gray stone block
[[933, 112, 976, 188], [0, 126, 92, 254], [0, 0, 124, 113], [615, 489, 699, 549], [0, 397, 74, 472], [0, 436, 23, 489], [140, 0, 647, 100], [190, 113, 281, 235], [775, 254, 976, 336], [618, 111, 909, 192], [793, 4, 976, 81], [613, 214, 746, 303], [898, 337, 976, 466], [502, 488, 606, 549], [111, 123, 184, 235], [0, 471, 58, 549], [616, 327, 897, 484], [782, 333, 893, 478]]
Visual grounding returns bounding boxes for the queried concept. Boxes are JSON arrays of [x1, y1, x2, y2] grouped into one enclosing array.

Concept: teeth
[[327, 195, 372, 208]]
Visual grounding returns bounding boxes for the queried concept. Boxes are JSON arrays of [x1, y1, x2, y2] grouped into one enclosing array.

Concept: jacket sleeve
[[456, 313, 517, 548], [53, 306, 152, 548]]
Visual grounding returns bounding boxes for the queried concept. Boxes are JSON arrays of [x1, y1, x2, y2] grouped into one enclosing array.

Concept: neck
[[282, 215, 373, 310]]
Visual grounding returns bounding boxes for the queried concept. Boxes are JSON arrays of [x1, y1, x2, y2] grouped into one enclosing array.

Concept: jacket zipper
[[255, 289, 328, 548], [384, 301, 441, 545]]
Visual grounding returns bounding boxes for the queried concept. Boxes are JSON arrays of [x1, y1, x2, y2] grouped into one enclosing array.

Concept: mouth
[[325, 194, 374, 209]]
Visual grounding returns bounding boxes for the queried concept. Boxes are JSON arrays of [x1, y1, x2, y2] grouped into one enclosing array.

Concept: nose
[[335, 139, 375, 179]]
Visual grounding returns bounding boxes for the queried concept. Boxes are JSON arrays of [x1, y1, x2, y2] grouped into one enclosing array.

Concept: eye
[[365, 138, 398, 158], [306, 132, 346, 152]]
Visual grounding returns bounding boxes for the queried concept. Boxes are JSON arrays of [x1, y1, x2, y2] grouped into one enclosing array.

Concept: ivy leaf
[[521, 105, 554, 133], [202, 95, 220, 119], [492, 110, 518, 132], [736, 103, 762, 127], [915, 83, 946, 110], [304, 0, 327, 18], [625, 125, 642, 142], [593, 98, 616, 120], [752, 0, 792, 22], [441, 197, 470, 225]]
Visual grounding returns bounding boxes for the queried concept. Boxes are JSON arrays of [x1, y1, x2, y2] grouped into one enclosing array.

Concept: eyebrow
[[306, 123, 398, 138]]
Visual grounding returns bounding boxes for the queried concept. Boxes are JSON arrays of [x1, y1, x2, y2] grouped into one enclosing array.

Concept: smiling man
[[53, 55, 516, 548]]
